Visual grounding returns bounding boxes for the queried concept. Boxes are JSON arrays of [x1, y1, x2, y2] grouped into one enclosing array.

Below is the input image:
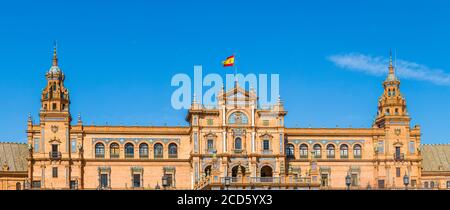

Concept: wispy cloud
[[328, 53, 450, 86]]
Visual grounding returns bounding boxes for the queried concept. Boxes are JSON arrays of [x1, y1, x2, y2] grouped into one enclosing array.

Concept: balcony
[[49, 151, 61, 160], [139, 154, 149, 159], [195, 176, 318, 190], [169, 154, 178, 159], [262, 150, 273, 155], [110, 154, 120, 159], [154, 154, 163, 159], [95, 154, 105, 158], [125, 154, 134, 159], [233, 149, 246, 155], [394, 153, 405, 161]]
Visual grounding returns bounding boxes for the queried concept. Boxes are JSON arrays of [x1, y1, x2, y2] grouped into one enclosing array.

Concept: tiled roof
[[421, 144, 450, 172], [0, 142, 28, 172]]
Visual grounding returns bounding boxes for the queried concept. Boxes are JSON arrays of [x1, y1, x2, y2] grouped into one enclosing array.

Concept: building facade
[[9, 48, 449, 190]]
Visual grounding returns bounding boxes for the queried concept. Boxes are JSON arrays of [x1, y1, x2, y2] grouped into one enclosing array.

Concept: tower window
[[52, 167, 58, 178], [263, 139, 270, 151]]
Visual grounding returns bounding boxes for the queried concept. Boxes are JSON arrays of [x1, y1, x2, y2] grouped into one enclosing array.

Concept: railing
[[154, 154, 163, 159], [262, 150, 272, 155], [125, 154, 134, 158], [139, 154, 149, 159], [169, 154, 178, 159], [233, 149, 245, 154], [110, 154, 120, 159], [327, 155, 335, 159], [49, 151, 61, 160], [95, 154, 105, 158], [394, 153, 405, 161], [202, 105, 219, 109], [300, 154, 308, 159]]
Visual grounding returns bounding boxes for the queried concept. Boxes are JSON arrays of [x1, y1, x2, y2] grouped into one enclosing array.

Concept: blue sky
[[0, 0, 449, 143]]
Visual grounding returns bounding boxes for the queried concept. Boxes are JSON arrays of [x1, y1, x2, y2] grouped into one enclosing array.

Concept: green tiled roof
[[0, 142, 28, 172], [421, 144, 450, 172]]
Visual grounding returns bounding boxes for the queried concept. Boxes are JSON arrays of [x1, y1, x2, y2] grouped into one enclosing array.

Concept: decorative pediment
[[259, 133, 273, 140], [49, 136, 61, 144], [393, 140, 403, 146], [203, 132, 218, 138]]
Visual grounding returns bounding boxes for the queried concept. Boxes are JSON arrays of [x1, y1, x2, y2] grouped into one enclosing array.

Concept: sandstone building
[[1, 48, 449, 190]]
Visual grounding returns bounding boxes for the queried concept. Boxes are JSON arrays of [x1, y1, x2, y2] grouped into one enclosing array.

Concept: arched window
[[353, 144, 362, 158], [424, 181, 429, 189], [110, 143, 120, 158], [300, 144, 308, 158], [169, 143, 178, 158], [95, 143, 105, 158], [313, 144, 321, 158], [204, 165, 212, 177], [154, 143, 163, 158], [326, 144, 335, 158], [16, 182, 21, 190], [447, 181, 450, 189], [340, 144, 348, 158], [286, 144, 295, 158], [139, 143, 149, 158], [260, 166, 273, 182], [228, 112, 248, 125], [430, 181, 435, 188], [231, 165, 246, 177], [124, 143, 134, 158], [234, 137, 242, 151]]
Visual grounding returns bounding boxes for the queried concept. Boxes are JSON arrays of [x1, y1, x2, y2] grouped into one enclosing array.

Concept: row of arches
[[94, 142, 178, 159], [204, 165, 273, 178], [286, 143, 362, 159]]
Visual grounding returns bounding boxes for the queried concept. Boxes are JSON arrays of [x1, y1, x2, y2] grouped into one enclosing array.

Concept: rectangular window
[[52, 167, 58, 178], [351, 174, 358, 186], [194, 132, 198, 153], [100, 174, 108, 188], [321, 174, 329, 187], [378, 180, 385, 189], [52, 103, 57, 110], [33, 139, 40, 153], [377, 141, 384, 154], [411, 180, 417, 187], [52, 144, 58, 152], [206, 119, 213, 125], [32, 181, 41, 189], [409, 141, 415, 154], [166, 174, 173, 187], [263, 140, 270, 151], [71, 139, 77, 153], [133, 174, 141, 188], [70, 180, 78, 190], [396, 167, 401, 177], [207, 139, 214, 151], [263, 120, 269, 126]]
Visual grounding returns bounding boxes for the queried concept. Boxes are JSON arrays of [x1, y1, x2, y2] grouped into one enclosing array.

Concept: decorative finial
[[27, 113, 32, 122], [52, 41, 58, 66], [388, 49, 395, 75], [77, 113, 82, 124]]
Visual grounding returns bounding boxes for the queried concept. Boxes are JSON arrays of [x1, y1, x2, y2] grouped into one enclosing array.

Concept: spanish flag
[[222, 55, 235, 67]]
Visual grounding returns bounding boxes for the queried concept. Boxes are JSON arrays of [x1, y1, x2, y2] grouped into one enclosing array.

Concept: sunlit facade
[[1, 49, 449, 190]]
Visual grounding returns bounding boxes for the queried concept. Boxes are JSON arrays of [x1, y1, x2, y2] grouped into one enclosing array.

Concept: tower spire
[[388, 49, 394, 75], [52, 41, 58, 66]]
